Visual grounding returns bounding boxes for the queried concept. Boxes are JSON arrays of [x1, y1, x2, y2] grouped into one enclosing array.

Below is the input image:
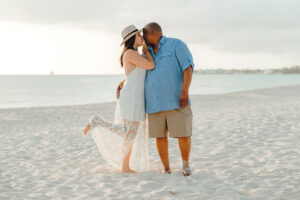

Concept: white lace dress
[[89, 66, 149, 172]]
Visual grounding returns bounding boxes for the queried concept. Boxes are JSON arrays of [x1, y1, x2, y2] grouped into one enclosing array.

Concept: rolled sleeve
[[174, 40, 195, 72]]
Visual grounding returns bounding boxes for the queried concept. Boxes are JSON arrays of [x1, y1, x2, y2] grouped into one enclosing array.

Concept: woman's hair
[[120, 35, 136, 67]]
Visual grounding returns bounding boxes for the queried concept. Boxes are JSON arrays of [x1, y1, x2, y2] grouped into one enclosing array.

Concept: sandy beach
[[1, 85, 300, 199]]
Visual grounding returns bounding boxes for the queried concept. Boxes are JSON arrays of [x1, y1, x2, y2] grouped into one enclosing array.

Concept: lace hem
[[90, 116, 139, 141]]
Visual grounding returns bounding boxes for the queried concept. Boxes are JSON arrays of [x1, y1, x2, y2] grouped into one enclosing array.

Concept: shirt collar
[[159, 35, 166, 45]]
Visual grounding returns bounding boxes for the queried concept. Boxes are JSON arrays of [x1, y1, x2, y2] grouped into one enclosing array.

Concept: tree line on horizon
[[195, 66, 300, 74]]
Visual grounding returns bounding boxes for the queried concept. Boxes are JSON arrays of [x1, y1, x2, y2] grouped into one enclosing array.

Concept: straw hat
[[120, 25, 142, 46]]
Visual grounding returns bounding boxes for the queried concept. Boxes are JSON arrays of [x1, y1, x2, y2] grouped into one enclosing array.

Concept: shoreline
[[1, 84, 299, 111]]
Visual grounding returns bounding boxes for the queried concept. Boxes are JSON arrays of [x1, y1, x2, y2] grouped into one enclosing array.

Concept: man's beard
[[144, 39, 151, 45]]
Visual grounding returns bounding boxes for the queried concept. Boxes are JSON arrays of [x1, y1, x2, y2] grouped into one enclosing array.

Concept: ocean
[[0, 74, 300, 108]]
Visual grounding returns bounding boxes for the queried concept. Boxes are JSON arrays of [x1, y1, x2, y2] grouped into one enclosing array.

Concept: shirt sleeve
[[174, 40, 195, 72]]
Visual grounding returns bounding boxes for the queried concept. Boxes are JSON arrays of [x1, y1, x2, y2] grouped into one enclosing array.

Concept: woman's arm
[[142, 44, 155, 68], [124, 48, 155, 70]]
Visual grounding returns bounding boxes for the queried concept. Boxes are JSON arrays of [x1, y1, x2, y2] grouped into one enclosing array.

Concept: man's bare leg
[[178, 136, 191, 176], [156, 137, 171, 173]]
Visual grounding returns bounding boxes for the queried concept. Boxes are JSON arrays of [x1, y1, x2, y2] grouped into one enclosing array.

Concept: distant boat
[[49, 71, 54, 76]]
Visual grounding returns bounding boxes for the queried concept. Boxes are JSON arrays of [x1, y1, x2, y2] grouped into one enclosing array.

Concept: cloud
[[1, 0, 300, 55]]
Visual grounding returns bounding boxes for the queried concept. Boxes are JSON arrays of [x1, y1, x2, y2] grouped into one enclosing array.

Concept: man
[[117, 22, 194, 176]]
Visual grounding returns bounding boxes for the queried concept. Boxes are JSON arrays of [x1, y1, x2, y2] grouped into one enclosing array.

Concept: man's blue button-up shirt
[[145, 36, 194, 114]]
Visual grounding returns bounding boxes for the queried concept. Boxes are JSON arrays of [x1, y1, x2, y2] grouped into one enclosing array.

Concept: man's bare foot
[[83, 123, 91, 135], [122, 168, 137, 173], [182, 160, 191, 176]]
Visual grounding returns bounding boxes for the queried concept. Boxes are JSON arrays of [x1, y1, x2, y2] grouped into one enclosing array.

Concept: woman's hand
[[116, 80, 125, 99], [142, 44, 149, 55]]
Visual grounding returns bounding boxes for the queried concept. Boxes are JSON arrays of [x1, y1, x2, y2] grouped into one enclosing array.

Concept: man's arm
[[179, 66, 193, 107], [174, 40, 194, 107]]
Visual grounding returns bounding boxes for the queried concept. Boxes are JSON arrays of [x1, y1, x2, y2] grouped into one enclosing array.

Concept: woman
[[83, 25, 155, 173]]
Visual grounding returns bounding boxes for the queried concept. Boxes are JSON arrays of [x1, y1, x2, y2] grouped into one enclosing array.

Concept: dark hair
[[120, 35, 136, 67]]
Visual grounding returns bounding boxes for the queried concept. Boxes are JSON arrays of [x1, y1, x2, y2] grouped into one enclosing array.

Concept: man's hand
[[116, 80, 125, 99], [179, 90, 189, 107]]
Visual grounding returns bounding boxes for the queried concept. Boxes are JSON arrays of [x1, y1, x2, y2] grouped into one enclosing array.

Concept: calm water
[[0, 74, 300, 108]]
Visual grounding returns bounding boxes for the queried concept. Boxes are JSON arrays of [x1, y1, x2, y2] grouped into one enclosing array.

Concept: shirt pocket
[[159, 53, 174, 64]]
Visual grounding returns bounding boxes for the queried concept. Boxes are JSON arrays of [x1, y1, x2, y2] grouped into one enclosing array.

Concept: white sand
[[1, 85, 300, 199]]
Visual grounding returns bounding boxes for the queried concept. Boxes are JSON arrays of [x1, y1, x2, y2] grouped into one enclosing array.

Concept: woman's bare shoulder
[[123, 49, 139, 62], [124, 49, 138, 57]]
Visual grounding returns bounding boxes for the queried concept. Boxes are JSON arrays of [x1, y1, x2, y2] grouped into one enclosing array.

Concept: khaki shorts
[[148, 105, 193, 138]]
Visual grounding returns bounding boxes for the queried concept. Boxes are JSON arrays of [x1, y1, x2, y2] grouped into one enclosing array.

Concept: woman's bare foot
[[122, 167, 137, 173], [83, 123, 91, 135], [159, 168, 171, 174]]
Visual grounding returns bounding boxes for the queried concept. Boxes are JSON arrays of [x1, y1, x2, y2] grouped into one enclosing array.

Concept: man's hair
[[146, 22, 162, 34]]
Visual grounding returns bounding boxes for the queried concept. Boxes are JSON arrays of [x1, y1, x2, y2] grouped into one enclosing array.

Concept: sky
[[0, 0, 300, 74]]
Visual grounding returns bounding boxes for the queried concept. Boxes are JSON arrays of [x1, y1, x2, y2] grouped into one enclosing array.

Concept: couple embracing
[[84, 22, 194, 176]]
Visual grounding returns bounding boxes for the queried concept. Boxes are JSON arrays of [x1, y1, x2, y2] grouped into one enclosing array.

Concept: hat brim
[[120, 29, 142, 46]]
